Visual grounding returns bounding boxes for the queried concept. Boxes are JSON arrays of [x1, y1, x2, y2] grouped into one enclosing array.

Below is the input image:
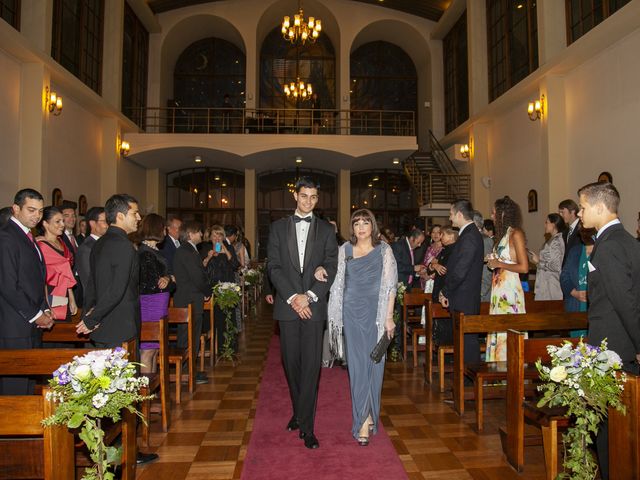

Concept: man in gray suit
[[76, 207, 107, 298]]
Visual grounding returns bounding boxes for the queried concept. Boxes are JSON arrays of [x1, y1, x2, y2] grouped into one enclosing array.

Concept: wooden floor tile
[[136, 303, 555, 479]]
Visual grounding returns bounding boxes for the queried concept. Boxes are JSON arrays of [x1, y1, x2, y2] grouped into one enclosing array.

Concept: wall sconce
[[527, 95, 544, 121], [45, 86, 63, 116], [460, 144, 470, 158], [119, 140, 130, 156]]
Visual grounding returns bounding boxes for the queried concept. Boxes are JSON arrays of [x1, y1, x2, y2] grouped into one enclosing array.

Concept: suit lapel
[[287, 216, 301, 272], [302, 217, 318, 273], [591, 223, 622, 261]]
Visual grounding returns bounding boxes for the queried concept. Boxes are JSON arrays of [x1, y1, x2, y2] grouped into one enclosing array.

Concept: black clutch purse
[[370, 334, 392, 363]]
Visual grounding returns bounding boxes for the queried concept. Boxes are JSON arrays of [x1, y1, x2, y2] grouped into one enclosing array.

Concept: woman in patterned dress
[[485, 196, 529, 361]]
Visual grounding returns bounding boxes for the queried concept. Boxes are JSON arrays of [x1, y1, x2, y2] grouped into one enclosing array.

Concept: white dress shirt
[[295, 211, 312, 273]]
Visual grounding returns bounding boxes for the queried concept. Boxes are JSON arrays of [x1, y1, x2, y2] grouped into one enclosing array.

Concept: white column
[[18, 63, 48, 191], [467, 0, 488, 116], [100, 118, 119, 203], [540, 76, 569, 211], [20, 0, 53, 54], [102, 0, 125, 110], [338, 169, 351, 240], [537, 0, 567, 65], [468, 122, 491, 215], [244, 169, 257, 260]]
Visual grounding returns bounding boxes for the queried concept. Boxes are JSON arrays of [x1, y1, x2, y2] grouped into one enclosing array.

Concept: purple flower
[[53, 365, 71, 385]]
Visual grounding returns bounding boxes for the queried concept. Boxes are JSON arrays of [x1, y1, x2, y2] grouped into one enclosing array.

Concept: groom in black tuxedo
[[267, 177, 338, 449], [578, 181, 640, 479]]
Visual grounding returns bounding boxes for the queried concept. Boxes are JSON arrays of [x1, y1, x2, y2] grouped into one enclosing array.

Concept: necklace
[[142, 240, 158, 251]]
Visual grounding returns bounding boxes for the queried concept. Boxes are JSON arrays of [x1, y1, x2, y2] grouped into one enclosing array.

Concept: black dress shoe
[[286, 416, 299, 431], [302, 433, 319, 449], [136, 452, 159, 465], [196, 372, 209, 384]]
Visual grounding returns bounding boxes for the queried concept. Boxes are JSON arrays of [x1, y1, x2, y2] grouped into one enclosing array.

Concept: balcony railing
[[127, 107, 415, 136]]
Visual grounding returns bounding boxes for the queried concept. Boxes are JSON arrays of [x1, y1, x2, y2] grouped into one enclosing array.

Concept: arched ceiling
[[147, 0, 450, 22]]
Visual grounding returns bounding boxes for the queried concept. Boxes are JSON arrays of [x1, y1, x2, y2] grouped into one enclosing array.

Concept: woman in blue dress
[[327, 209, 397, 446]]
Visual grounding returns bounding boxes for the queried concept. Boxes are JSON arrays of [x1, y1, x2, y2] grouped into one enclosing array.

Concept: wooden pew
[[504, 330, 580, 478], [200, 298, 216, 370], [609, 373, 640, 480], [41, 321, 90, 344], [139, 316, 170, 446], [452, 310, 587, 431], [167, 305, 195, 404], [402, 291, 430, 362], [0, 344, 137, 480], [424, 301, 490, 392]]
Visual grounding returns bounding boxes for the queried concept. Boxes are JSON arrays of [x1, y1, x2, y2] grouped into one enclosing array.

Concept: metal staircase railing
[[403, 130, 471, 207]]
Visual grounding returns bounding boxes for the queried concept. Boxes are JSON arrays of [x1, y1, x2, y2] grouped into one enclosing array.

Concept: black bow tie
[[294, 215, 311, 223]]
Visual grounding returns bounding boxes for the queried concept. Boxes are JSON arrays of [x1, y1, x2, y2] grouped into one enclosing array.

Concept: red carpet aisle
[[241, 336, 408, 480]]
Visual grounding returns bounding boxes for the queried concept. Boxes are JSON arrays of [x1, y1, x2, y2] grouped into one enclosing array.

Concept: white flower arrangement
[[43, 348, 151, 480], [536, 338, 626, 479]]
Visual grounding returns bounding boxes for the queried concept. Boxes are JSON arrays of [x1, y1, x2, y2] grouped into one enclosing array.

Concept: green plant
[[213, 281, 242, 361], [43, 348, 151, 480], [536, 338, 626, 479]]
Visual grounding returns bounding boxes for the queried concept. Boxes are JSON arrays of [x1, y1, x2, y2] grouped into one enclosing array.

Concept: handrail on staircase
[[428, 129, 458, 174]]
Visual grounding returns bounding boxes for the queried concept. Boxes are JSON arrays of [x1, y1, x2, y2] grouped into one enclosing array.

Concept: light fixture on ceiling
[[460, 144, 470, 158], [282, 0, 321, 45], [295, 156, 303, 164], [527, 94, 545, 121], [119, 140, 130, 156], [45, 86, 63, 116], [392, 157, 400, 165], [194, 155, 202, 163]]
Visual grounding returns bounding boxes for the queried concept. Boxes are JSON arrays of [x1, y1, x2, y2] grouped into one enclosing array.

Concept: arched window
[[259, 27, 336, 110], [257, 169, 337, 258], [166, 167, 244, 228], [351, 169, 418, 237], [173, 38, 246, 108], [350, 41, 417, 112]]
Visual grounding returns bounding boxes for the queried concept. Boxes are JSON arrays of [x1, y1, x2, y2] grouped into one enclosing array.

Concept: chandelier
[[284, 78, 312, 99], [281, 1, 321, 45]]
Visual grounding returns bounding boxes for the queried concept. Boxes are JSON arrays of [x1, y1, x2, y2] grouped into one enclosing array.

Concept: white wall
[[565, 28, 640, 229], [45, 87, 103, 210], [0, 49, 22, 205], [487, 105, 547, 246]]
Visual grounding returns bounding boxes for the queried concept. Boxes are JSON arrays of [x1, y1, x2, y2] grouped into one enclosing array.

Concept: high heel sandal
[[357, 435, 369, 446], [357, 420, 371, 446]]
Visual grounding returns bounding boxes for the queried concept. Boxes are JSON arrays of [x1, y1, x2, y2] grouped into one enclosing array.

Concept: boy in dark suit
[[578, 181, 640, 479], [267, 177, 338, 449], [0, 189, 53, 395]]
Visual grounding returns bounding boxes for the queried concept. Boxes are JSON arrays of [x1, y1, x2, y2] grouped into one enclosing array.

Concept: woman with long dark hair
[[36, 206, 77, 321], [327, 209, 397, 446], [485, 196, 529, 361], [531, 213, 565, 300]]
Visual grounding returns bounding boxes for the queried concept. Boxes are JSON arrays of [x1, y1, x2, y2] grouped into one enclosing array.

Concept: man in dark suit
[[391, 228, 425, 353], [439, 199, 484, 364], [558, 199, 582, 265], [76, 206, 107, 296], [391, 229, 425, 288], [0, 189, 54, 394], [60, 200, 84, 309], [173, 221, 210, 385], [159, 216, 182, 275], [267, 177, 338, 449], [578, 182, 640, 479], [76, 194, 141, 347]]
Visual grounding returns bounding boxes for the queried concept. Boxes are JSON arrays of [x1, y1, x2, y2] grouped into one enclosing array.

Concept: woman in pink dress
[[36, 206, 77, 321], [418, 225, 443, 292]]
